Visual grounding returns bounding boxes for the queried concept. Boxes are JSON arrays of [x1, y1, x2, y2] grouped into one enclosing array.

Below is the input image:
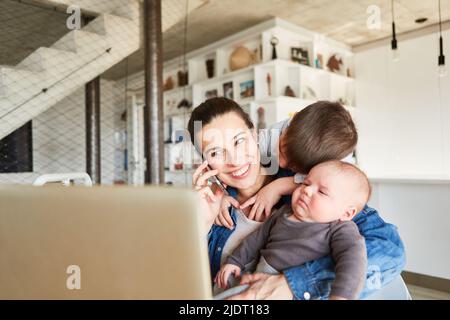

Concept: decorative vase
[[257, 107, 266, 131], [206, 59, 215, 78], [163, 76, 174, 91], [177, 71, 188, 86], [229, 46, 253, 71]]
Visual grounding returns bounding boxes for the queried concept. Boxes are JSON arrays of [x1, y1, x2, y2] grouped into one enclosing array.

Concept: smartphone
[[195, 148, 229, 196], [206, 165, 229, 196]]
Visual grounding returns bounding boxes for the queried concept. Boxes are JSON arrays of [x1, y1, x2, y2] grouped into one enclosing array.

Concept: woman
[[188, 97, 405, 300]]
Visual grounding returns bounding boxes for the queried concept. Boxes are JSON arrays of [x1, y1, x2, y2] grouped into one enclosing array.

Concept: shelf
[[165, 169, 196, 174], [195, 64, 255, 87], [192, 58, 353, 89], [255, 96, 355, 109], [163, 85, 192, 95], [261, 59, 355, 82], [164, 108, 192, 118], [159, 18, 357, 187], [193, 59, 355, 100], [255, 96, 308, 104], [235, 97, 256, 105], [327, 70, 355, 82]]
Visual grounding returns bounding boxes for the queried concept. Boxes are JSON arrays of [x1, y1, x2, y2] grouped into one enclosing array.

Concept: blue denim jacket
[[208, 184, 406, 300]]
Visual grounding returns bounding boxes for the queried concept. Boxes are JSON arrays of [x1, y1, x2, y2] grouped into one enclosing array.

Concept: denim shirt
[[207, 180, 406, 300]]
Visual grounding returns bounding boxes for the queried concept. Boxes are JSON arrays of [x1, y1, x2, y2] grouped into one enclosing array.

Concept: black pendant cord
[[438, 0, 445, 66], [391, 0, 398, 50], [182, 0, 190, 184], [182, 0, 189, 99], [124, 57, 129, 114]]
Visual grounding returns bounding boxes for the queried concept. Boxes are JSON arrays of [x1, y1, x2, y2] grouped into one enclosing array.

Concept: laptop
[[0, 185, 212, 299]]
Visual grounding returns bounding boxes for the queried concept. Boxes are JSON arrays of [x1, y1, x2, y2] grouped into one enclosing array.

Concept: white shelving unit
[[127, 18, 357, 187]]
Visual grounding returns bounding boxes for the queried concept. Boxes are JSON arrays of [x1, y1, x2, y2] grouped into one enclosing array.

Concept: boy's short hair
[[284, 101, 357, 174]]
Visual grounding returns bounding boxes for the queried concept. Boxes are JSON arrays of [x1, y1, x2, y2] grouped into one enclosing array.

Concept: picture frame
[[205, 89, 218, 100], [222, 81, 234, 99], [239, 80, 255, 99], [291, 47, 310, 66]]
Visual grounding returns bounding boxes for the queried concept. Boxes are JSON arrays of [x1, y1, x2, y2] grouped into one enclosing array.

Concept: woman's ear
[[340, 206, 358, 222]]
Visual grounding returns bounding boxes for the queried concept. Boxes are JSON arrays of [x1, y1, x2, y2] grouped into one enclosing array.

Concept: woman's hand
[[226, 273, 293, 300], [192, 161, 224, 232], [214, 195, 240, 230]]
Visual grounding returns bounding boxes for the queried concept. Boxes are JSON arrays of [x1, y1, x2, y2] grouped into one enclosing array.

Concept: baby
[[215, 160, 370, 300]]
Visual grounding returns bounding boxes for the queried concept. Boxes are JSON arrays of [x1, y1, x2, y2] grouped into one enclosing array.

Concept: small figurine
[[177, 99, 192, 109], [206, 59, 215, 78], [284, 86, 296, 97], [257, 107, 266, 131], [315, 53, 324, 69], [266, 73, 272, 96], [177, 71, 188, 86], [174, 158, 183, 171], [270, 36, 279, 60], [327, 54, 343, 73], [163, 76, 174, 91]]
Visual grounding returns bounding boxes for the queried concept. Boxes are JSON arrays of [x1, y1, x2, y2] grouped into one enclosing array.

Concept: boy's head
[[291, 160, 371, 223], [278, 101, 357, 174]]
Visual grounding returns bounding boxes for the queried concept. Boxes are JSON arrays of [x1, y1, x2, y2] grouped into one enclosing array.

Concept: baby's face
[[291, 164, 357, 223]]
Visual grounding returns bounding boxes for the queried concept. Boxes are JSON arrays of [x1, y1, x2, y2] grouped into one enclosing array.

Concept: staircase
[[0, 0, 141, 140]]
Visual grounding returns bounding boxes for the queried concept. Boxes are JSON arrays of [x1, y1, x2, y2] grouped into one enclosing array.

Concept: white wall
[[356, 30, 450, 279], [369, 181, 450, 279], [0, 79, 126, 185], [355, 30, 450, 177]]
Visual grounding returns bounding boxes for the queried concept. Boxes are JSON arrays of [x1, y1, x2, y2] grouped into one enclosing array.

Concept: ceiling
[[1, 0, 449, 80], [104, 0, 450, 79]]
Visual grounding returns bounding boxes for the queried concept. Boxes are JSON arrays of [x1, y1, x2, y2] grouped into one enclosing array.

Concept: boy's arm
[[282, 206, 405, 300], [271, 176, 298, 196], [241, 177, 298, 222], [328, 222, 367, 300], [227, 210, 281, 269]]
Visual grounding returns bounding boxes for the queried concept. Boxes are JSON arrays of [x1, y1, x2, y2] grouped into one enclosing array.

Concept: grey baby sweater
[[227, 204, 367, 299]]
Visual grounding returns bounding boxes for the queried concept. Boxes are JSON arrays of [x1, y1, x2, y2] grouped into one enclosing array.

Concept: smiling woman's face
[[197, 112, 261, 190]]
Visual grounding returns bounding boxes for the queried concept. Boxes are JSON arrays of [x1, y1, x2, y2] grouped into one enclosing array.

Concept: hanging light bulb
[[391, 0, 399, 62], [439, 39, 447, 77], [439, 64, 447, 77], [392, 37, 400, 62], [438, 0, 447, 77]]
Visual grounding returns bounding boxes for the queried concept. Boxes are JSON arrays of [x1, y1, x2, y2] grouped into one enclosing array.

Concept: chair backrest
[[364, 276, 412, 300], [33, 173, 93, 187]]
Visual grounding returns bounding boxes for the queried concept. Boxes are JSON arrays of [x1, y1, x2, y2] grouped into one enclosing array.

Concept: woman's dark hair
[[187, 97, 254, 145]]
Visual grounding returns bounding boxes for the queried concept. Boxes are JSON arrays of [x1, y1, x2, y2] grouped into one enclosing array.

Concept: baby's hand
[[215, 264, 241, 289], [329, 296, 348, 300], [240, 183, 282, 222], [214, 195, 240, 230]]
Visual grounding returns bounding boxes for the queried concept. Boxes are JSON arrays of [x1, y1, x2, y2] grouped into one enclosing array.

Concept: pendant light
[[391, 0, 399, 62], [438, 0, 447, 77]]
